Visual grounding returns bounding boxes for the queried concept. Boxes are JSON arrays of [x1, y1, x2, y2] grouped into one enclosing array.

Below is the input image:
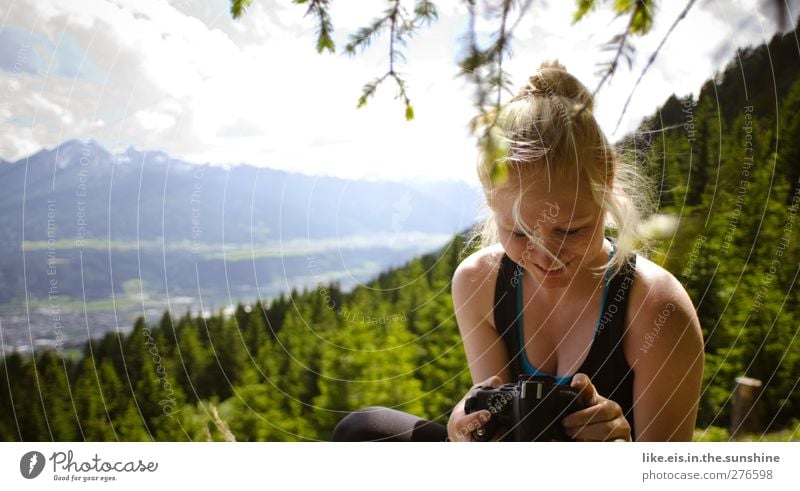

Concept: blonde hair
[[470, 60, 653, 276]]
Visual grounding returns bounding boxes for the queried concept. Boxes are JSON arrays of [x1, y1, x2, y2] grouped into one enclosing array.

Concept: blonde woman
[[332, 61, 703, 442]]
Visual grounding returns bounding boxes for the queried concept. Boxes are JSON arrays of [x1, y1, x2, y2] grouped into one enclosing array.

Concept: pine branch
[[414, 0, 439, 26], [584, 0, 656, 114], [348, 0, 418, 120], [508, 0, 534, 33], [459, 0, 527, 185], [573, 0, 597, 22], [389, 0, 401, 73], [613, 0, 697, 133], [592, 14, 635, 100], [495, 0, 512, 107], [230, 0, 670, 128], [345, 15, 390, 55], [299, 0, 335, 54], [459, 0, 533, 115], [230, 0, 253, 19]]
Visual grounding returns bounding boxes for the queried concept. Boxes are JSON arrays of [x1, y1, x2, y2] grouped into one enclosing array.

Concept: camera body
[[463, 375, 585, 441]]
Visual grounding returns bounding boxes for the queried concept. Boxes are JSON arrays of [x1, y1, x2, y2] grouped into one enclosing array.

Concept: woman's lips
[[531, 260, 570, 277]]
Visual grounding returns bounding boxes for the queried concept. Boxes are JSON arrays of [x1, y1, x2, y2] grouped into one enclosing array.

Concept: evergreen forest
[[1, 27, 799, 442]]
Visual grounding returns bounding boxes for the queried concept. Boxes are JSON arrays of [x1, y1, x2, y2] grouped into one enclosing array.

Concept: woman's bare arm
[[451, 248, 513, 385], [626, 259, 705, 441]]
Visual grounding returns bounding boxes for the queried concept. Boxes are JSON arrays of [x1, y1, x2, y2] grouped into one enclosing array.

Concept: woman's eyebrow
[[557, 215, 593, 226], [501, 216, 594, 229]]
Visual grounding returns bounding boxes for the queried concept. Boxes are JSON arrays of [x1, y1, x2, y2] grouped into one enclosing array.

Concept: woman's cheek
[[574, 228, 605, 261], [571, 235, 595, 257], [500, 234, 527, 263]]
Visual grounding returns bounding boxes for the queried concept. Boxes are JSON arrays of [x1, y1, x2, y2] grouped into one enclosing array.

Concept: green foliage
[[574, 0, 656, 34], [4, 23, 800, 442], [229, 0, 661, 120], [694, 420, 800, 442], [0, 231, 479, 441], [294, 0, 336, 54], [692, 426, 730, 442], [615, 0, 655, 34], [229, 0, 253, 19], [72, 359, 121, 440], [414, 0, 438, 24], [4, 203, 798, 441], [573, 0, 597, 22], [405, 103, 415, 121], [639, 27, 800, 432]]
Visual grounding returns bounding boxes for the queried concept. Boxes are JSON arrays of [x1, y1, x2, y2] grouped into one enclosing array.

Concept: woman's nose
[[523, 240, 564, 267]]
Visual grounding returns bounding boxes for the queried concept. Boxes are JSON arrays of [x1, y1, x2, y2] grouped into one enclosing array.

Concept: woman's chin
[[528, 261, 574, 287]]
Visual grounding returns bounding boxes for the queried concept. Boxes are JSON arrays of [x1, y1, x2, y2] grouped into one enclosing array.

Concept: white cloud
[[135, 109, 176, 131], [497, 0, 789, 138], [0, 0, 793, 184]]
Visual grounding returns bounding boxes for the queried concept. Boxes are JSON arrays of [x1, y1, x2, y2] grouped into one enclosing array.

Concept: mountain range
[[0, 140, 480, 350]]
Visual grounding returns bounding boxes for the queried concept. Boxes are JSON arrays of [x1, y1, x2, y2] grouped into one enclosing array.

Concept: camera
[[463, 375, 585, 441]]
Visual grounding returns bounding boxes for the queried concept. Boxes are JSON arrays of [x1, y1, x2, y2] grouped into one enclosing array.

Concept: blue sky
[[0, 0, 795, 183]]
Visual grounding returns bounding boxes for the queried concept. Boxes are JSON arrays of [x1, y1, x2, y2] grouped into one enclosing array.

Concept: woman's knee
[[331, 406, 391, 442]]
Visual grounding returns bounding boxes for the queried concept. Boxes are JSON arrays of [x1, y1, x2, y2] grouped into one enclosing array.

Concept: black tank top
[[493, 249, 638, 440]]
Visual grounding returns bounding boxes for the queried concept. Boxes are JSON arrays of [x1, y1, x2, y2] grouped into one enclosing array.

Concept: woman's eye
[[512, 231, 527, 238], [560, 228, 583, 236]]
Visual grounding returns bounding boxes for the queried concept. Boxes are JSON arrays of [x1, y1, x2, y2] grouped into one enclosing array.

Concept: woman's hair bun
[[513, 60, 593, 112]]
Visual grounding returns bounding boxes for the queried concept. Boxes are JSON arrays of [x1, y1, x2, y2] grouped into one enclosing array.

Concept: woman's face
[[492, 172, 607, 288]]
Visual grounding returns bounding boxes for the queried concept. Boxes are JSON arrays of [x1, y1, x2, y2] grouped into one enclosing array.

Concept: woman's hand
[[562, 373, 632, 441], [446, 375, 503, 441]]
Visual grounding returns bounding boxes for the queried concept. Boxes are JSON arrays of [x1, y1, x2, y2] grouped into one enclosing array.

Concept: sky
[[0, 0, 796, 184]]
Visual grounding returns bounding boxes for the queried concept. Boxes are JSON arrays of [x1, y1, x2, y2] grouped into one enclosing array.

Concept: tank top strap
[[492, 248, 639, 439], [493, 254, 524, 380], [574, 252, 638, 439], [576, 253, 637, 376]]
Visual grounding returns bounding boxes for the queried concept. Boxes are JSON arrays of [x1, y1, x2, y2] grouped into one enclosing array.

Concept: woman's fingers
[[450, 409, 491, 442], [562, 417, 631, 441], [563, 374, 631, 441], [561, 395, 631, 441], [477, 375, 503, 390], [463, 375, 503, 402], [561, 398, 622, 427], [570, 373, 598, 407], [448, 375, 504, 441]]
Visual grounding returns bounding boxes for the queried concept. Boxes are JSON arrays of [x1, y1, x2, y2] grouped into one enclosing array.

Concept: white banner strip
[[1, 442, 798, 490]]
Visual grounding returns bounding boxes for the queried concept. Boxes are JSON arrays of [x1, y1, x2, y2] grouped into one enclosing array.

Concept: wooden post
[[730, 376, 763, 438]]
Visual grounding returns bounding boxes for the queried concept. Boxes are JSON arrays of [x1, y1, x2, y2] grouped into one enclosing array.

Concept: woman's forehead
[[492, 178, 596, 209], [493, 174, 597, 216]]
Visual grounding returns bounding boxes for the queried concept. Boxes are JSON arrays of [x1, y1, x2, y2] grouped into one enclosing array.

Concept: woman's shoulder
[[451, 244, 505, 315], [625, 253, 703, 356], [628, 254, 693, 311], [452, 243, 505, 287]]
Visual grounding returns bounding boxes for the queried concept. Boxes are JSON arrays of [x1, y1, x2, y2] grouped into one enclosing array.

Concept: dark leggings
[[331, 406, 449, 442]]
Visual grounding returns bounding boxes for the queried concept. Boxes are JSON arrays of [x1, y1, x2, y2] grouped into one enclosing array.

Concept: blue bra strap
[[514, 243, 616, 385], [515, 264, 574, 384]]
